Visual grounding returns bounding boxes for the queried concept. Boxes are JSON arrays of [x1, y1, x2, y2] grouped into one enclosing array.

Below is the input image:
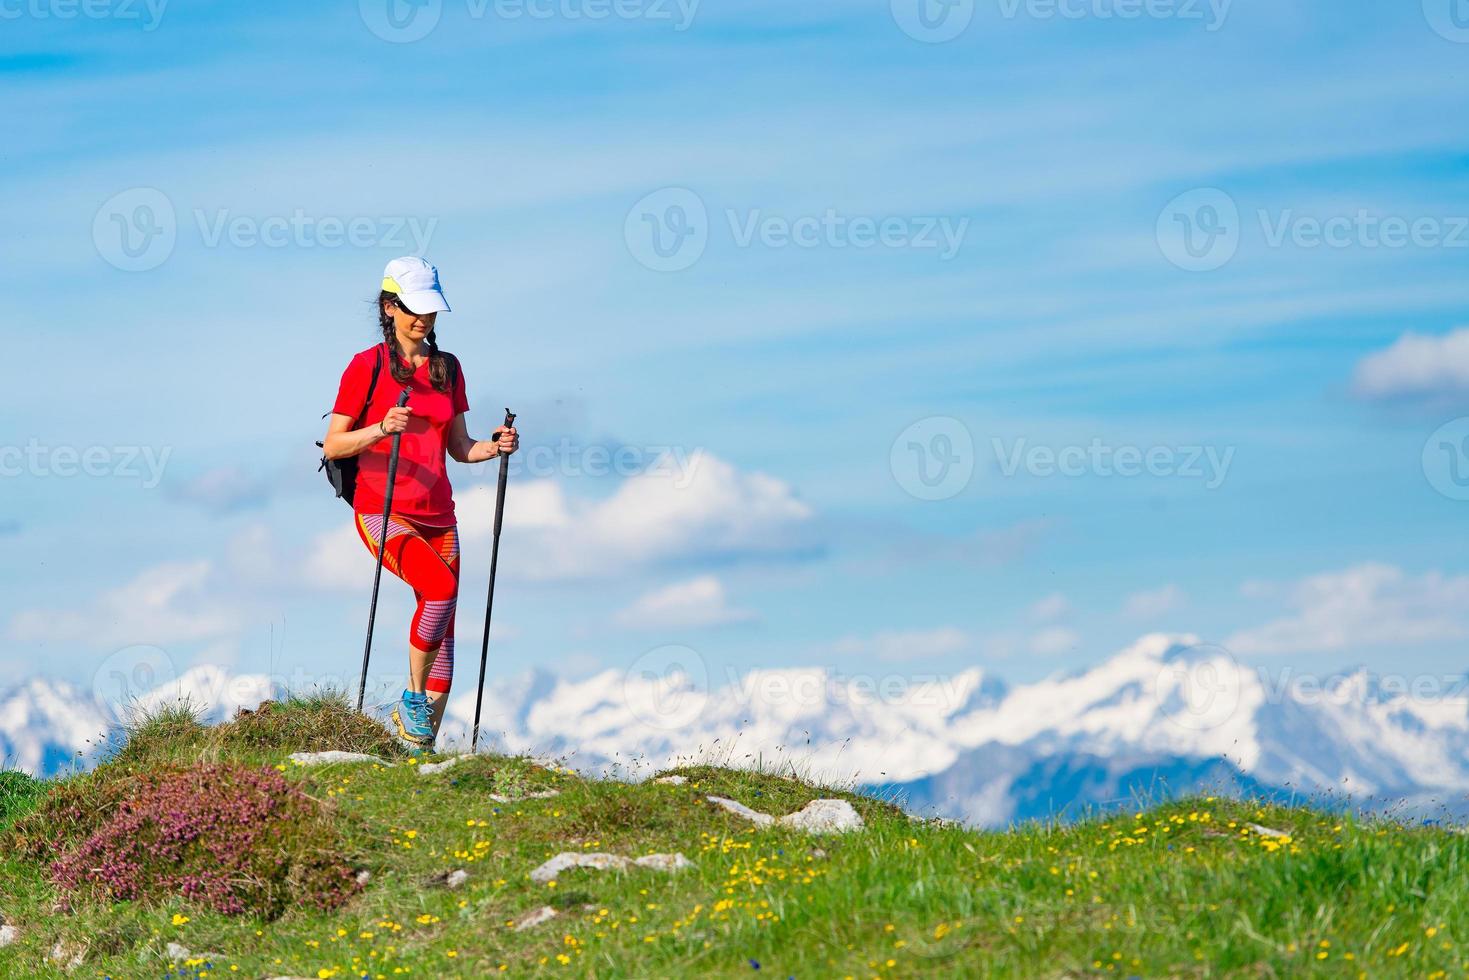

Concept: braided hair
[[377, 290, 453, 393]]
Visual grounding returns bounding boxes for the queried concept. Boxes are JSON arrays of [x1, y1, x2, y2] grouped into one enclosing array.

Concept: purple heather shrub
[[49, 763, 358, 918]]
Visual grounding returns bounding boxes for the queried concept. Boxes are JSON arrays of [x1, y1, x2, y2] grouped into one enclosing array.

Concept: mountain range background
[[8, 633, 1467, 829]]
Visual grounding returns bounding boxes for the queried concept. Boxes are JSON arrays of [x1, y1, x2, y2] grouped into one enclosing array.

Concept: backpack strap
[[319, 344, 387, 425], [356, 344, 385, 427]]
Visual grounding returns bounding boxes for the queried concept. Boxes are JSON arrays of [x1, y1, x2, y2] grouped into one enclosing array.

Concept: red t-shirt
[[332, 345, 469, 526]]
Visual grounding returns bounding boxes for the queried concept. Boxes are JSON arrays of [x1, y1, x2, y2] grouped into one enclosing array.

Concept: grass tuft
[[109, 699, 207, 768], [108, 689, 409, 770], [214, 689, 408, 760], [0, 770, 46, 831]]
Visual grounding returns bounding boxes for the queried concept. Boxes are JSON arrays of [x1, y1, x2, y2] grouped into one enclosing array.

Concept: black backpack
[[315, 346, 460, 507]]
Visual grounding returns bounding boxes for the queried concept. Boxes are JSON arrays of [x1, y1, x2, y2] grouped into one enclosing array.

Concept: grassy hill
[[1, 694, 1466, 978]]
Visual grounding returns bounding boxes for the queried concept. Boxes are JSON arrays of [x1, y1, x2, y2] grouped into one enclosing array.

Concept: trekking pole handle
[[396, 389, 412, 409], [501, 408, 516, 429]]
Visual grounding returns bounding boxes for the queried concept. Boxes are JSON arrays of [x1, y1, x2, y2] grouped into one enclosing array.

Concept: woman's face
[[386, 296, 437, 341]]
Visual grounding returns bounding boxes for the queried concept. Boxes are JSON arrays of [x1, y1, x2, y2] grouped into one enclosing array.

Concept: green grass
[[0, 770, 45, 832], [0, 698, 1465, 978]]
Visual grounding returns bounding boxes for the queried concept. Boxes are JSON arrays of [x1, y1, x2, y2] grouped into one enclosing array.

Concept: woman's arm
[[447, 414, 518, 464], [322, 405, 411, 460]]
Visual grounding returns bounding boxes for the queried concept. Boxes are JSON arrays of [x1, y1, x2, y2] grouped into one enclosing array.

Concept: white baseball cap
[[381, 256, 451, 314]]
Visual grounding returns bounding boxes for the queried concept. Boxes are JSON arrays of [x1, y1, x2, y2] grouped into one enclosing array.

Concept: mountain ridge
[[6, 633, 1469, 827]]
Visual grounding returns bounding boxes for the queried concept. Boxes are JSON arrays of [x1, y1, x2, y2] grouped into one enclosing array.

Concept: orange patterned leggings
[[355, 513, 459, 695]]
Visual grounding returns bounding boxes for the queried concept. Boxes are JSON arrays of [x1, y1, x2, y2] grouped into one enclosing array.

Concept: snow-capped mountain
[[0, 677, 114, 777], [0, 665, 282, 777], [7, 634, 1469, 828]]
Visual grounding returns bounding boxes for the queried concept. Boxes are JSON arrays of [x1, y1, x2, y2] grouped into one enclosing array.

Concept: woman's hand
[[493, 425, 519, 455], [380, 406, 412, 437]]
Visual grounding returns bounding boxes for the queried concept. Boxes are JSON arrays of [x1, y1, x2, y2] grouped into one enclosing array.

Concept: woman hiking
[[321, 256, 518, 748]]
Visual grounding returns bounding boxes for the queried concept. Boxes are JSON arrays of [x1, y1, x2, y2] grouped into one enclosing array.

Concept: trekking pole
[[471, 408, 516, 752], [356, 387, 413, 712]]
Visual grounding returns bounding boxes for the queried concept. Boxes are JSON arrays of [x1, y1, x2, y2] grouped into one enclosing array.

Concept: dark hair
[[377, 290, 452, 392]]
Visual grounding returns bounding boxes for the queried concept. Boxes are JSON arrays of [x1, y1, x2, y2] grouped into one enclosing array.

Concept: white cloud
[[1028, 626, 1081, 657], [1353, 327, 1469, 401], [1123, 584, 1186, 620], [8, 560, 243, 649], [459, 450, 817, 581], [614, 576, 757, 631], [1028, 593, 1070, 623], [826, 627, 971, 664], [301, 522, 375, 593], [287, 451, 818, 596], [1227, 562, 1469, 656]]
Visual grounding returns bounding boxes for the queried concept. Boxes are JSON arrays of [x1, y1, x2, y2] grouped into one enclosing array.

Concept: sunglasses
[[390, 296, 430, 318]]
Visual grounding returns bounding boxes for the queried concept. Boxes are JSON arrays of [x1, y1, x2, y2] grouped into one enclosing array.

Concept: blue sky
[[3, 0, 1468, 705]]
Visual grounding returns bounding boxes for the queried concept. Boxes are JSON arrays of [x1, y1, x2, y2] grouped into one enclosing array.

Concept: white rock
[[655, 775, 688, 785], [287, 751, 392, 766], [779, 799, 864, 834], [512, 906, 560, 931], [489, 789, 561, 803], [529, 852, 630, 883], [418, 755, 468, 775], [166, 942, 192, 960], [1248, 823, 1290, 839], [48, 940, 85, 969], [706, 795, 775, 827], [634, 853, 693, 872], [445, 869, 470, 889], [0, 924, 17, 948]]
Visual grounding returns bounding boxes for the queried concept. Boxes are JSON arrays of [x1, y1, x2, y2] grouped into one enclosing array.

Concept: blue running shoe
[[391, 689, 434, 745]]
